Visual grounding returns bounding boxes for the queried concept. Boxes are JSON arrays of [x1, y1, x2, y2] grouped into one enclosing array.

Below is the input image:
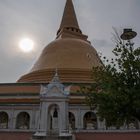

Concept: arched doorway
[[69, 112, 75, 130], [16, 112, 30, 129], [0, 112, 8, 129], [83, 111, 97, 129], [48, 104, 59, 135], [128, 118, 139, 129]]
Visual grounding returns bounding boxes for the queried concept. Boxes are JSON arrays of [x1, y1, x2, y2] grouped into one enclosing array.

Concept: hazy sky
[[0, 0, 140, 83]]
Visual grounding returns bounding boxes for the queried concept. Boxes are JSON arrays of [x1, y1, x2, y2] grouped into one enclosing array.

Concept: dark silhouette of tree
[[82, 30, 140, 129]]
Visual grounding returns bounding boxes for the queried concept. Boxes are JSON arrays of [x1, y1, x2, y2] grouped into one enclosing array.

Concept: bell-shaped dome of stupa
[[18, 0, 102, 83]]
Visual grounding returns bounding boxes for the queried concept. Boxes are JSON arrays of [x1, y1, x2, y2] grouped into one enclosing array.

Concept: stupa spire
[[60, 0, 79, 29], [57, 0, 82, 36]]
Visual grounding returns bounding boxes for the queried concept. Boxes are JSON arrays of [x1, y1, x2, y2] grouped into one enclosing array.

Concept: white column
[[8, 111, 12, 129], [35, 110, 39, 130], [8, 107, 16, 130], [80, 111, 85, 129], [30, 110, 36, 130], [29, 112, 33, 130], [77, 108, 82, 130], [65, 102, 69, 130], [59, 101, 69, 134], [97, 117, 101, 129], [39, 102, 48, 132], [74, 110, 79, 130], [32, 110, 37, 130], [12, 112, 17, 129]]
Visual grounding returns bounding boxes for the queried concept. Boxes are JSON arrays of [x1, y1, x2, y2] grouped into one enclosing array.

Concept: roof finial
[[55, 68, 58, 77]]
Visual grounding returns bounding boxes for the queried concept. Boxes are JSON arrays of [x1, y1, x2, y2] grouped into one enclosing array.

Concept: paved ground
[[75, 132, 140, 140], [0, 131, 140, 140], [0, 132, 32, 140]]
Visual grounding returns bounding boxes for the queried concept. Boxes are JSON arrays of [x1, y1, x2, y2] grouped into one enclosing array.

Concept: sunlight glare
[[19, 38, 34, 53]]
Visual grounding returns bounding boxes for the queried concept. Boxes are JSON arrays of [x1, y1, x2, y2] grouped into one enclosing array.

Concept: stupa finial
[[57, 0, 80, 35]]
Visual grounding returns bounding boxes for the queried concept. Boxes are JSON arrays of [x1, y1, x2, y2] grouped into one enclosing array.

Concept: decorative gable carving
[[40, 71, 68, 98]]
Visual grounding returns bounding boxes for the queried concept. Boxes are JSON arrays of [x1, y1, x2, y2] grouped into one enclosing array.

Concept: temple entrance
[[48, 104, 59, 135], [83, 112, 97, 130]]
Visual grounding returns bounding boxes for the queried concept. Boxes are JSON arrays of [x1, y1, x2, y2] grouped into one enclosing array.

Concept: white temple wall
[[0, 106, 39, 131]]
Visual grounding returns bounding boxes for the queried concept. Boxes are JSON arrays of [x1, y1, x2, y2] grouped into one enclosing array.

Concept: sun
[[19, 38, 34, 53]]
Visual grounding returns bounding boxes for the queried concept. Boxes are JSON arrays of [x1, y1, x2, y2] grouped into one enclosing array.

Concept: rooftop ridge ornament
[[50, 69, 61, 83], [55, 68, 58, 77]]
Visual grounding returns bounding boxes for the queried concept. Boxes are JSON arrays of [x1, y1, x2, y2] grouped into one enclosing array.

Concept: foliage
[[83, 32, 140, 128]]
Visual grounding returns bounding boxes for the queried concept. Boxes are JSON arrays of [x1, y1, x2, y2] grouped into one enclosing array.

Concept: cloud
[[91, 39, 115, 59]]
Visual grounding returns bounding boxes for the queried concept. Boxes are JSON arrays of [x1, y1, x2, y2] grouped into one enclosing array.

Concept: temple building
[[0, 0, 139, 139]]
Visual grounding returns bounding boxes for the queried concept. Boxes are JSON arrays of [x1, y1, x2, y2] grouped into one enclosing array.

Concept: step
[[32, 135, 72, 140]]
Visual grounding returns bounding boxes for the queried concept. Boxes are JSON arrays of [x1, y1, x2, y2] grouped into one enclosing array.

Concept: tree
[[83, 30, 140, 129]]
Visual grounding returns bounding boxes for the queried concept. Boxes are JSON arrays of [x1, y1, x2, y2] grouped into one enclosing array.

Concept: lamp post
[[120, 28, 137, 40], [120, 28, 137, 49], [120, 29, 138, 129]]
